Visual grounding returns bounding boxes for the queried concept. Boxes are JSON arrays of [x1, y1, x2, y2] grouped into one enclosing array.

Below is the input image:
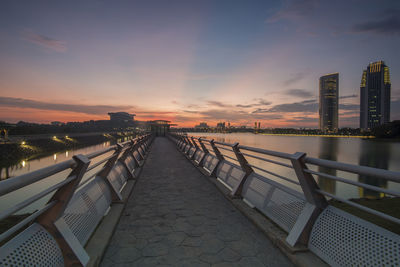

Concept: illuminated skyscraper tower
[[360, 61, 391, 130], [319, 73, 339, 133]]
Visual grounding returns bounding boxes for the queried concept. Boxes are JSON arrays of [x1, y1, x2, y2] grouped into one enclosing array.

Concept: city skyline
[[0, 0, 399, 127]]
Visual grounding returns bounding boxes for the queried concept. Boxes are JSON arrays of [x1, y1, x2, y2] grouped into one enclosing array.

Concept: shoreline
[[0, 132, 136, 172]]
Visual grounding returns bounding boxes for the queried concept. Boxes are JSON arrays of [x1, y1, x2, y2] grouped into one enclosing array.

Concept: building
[[216, 122, 225, 129], [319, 73, 339, 133], [195, 122, 209, 129], [108, 112, 135, 122], [360, 61, 391, 130], [148, 120, 173, 136]]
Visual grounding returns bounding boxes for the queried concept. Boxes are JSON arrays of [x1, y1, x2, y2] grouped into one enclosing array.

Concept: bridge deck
[[101, 137, 293, 267]]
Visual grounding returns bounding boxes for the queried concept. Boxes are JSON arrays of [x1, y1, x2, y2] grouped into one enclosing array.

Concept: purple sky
[[0, 0, 399, 127]]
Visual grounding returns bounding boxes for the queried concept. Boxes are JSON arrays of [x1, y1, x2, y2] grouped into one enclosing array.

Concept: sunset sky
[[0, 0, 399, 128]]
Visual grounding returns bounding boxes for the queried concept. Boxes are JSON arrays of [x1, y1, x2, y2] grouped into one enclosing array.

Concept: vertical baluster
[[231, 143, 254, 197], [36, 154, 91, 266], [286, 152, 328, 246]]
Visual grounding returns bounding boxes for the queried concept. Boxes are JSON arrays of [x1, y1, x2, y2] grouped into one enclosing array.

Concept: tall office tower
[[319, 73, 339, 133], [360, 61, 391, 130]]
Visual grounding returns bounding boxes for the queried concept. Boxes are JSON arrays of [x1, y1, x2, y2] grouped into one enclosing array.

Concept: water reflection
[[358, 141, 390, 199], [317, 138, 338, 194]]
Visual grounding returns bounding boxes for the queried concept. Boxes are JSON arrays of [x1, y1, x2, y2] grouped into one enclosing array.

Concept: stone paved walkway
[[100, 137, 293, 267]]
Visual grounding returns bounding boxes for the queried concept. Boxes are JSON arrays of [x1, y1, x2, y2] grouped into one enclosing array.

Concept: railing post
[[210, 139, 224, 161], [97, 144, 124, 202], [36, 154, 91, 266], [198, 138, 209, 154], [197, 138, 209, 166], [286, 152, 328, 246], [230, 143, 254, 197], [191, 137, 199, 150], [118, 141, 136, 180]]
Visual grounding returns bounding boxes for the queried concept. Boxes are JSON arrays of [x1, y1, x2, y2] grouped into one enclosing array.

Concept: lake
[[188, 132, 400, 200], [0, 141, 116, 214], [1, 133, 399, 214]]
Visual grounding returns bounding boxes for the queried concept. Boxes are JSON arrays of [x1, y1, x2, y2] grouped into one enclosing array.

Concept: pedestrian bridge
[[0, 133, 399, 266]]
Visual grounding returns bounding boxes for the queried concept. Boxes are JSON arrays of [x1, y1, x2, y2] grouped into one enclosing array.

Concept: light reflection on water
[[0, 140, 119, 214], [189, 133, 400, 200]]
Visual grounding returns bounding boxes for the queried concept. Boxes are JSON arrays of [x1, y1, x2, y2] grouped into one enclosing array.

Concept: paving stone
[[142, 242, 170, 257], [100, 138, 293, 267], [200, 237, 225, 254], [228, 240, 257, 257], [111, 247, 141, 263], [164, 231, 187, 246], [217, 247, 241, 262], [182, 236, 203, 247], [238, 257, 265, 267]]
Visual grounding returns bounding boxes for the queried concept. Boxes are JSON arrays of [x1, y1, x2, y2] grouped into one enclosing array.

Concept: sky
[[0, 0, 399, 128]]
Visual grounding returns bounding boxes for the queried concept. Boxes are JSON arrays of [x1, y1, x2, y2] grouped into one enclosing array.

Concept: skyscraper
[[319, 73, 339, 133], [360, 61, 391, 130]]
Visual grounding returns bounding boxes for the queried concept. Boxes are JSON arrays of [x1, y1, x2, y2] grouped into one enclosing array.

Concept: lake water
[[188, 133, 400, 200], [0, 141, 117, 214], [1, 134, 399, 215]]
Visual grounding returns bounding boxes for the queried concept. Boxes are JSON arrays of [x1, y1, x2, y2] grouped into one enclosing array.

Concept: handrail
[[213, 140, 234, 147], [0, 200, 57, 243], [0, 132, 154, 265], [241, 152, 293, 168], [170, 133, 400, 228], [238, 145, 293, 160], [0, 135, 148, 197], [0, 176, 76, 221], [315, 189, 400, 225], [86, 146, 116, 159], [304, 169, 400, 197], [305, 157, 400, 183], [249, 164, 300, 186], [0, 160, 75, 196]]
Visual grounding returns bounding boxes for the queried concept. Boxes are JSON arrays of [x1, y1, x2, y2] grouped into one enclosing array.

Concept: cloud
[[0, 97, 134, 115], [267, 0, 319, 23], [236, 104, 255, 108], [22, 30, 67, 52], [236, 98, 272, 108], [283, 72, 307, 86], [352, 11, 400, 35], [285, 89, 313, 98], [339, 104, 359, 111], [286, 116, 317, 123], [339, 94, 357, 99], [199, 109, 282, 121], [252, 108, 270, 114], [256, 98, 272, 106], [268, 99, 318, 113], [206, 100, 231, 108]]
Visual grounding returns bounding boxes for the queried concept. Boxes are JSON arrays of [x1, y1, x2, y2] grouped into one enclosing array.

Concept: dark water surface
[[0, 141, 116, 214], [189, 133, 400, 200], [1, 134, 398, 214]]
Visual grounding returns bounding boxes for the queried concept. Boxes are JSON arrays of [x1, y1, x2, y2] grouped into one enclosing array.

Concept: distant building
[[51, 121, 65, 126], [108, 112, 135, 122], [216, 122, 226, 129], [147, 120, 173, 136], [319, 73, 339, 133], [360, 61, 391, 130], [195, 122, 209, 129]]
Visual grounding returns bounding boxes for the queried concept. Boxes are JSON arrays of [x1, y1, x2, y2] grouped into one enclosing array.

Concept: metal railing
[[0, 133, 154, 266], [169, 132, 400, 266]]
